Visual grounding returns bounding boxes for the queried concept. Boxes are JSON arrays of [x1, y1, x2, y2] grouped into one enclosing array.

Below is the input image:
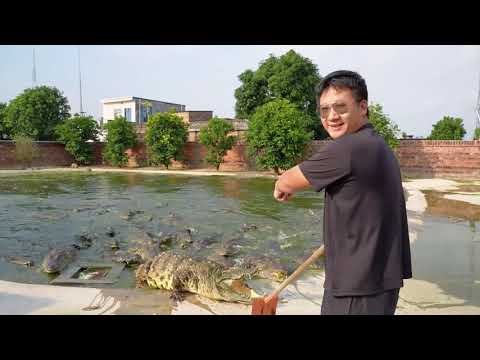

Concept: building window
[[114, 108, 122, 119], [141, 107, 152, 123], [124, 108, 132, 122]]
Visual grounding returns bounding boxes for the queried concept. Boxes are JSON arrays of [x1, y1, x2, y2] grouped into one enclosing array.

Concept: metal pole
[[78, 46, 84, 115], [32, 48, 36, 87], [475, 71, 480, 129]]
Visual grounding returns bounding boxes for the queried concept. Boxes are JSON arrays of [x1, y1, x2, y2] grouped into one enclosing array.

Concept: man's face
[[318, 86, 368, 139]]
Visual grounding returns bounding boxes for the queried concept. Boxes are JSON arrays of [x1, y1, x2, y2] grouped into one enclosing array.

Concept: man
[[274, 70, 412, 315]]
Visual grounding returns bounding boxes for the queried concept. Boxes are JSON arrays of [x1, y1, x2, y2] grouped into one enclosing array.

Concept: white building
[[100, 96, 186, 124]]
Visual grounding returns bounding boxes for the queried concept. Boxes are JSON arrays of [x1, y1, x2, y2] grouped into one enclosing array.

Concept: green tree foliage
[[368, 103, 401, 149], [0, 102, 9, 139], [234, 49, 327, 139], [13, 135, 37, 168], [428, 116, 466, 140], [144, 111, 188, 169], [246, 99, 313, 174], [5, 86, 70, 140], [474, 127, 480, 140], [198, 117, 236, 170], [102, 116, 137, 167], [55, 114, 99, 165]]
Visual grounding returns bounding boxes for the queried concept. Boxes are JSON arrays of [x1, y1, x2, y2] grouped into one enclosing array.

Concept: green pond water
[[0, 172, 325, 288], [1, 172, 479, 308]]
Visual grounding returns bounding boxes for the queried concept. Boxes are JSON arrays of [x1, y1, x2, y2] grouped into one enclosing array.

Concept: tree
[[234, 49, 327, 139], [144, 111, 188, 169], [246, 99, 313, 175], [474, 127, 480, 140], [428, 116, 466, 140], [103, 116, 137, 167], [198, 117, 236, 170], [0, 102, 9, 139], [368, 103, 401, 149], [55, 114, 99, 165], [5, 86, 70, 140]]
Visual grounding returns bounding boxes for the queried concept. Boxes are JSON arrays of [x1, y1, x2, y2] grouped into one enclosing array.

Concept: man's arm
[[274, 165, 311, 202]]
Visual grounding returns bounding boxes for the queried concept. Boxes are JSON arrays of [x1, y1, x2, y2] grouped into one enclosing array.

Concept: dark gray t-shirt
[[299, 123, 412, 296]]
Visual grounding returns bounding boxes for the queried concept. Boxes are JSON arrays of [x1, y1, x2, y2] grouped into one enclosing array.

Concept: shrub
[[144, 111, 188, 169], [102, 116, 137, 167], [13, 135, 38, 168], [198, 117, 236, 170], [55, 114, 99, 165]]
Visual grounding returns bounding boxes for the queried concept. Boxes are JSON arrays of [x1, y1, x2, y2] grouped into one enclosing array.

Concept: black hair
[[315, 70, 369, 118]]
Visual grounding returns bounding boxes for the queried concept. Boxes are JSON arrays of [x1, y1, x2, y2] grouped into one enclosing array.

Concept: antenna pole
[[32, 48, 37, 87], [476, 73, 480, 129], [78, 46, 84, 115]]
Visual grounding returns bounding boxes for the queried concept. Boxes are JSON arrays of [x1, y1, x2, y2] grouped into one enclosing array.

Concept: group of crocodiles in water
[[5, 210, 323, 305], [1, 210, 324, 304]]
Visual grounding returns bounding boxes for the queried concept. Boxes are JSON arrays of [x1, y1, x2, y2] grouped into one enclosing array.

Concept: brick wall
[[125, 140, 253, 171], [309, 139, 480, 179], [0, 141, 104, 169], [2, 139, 480, 178], [394, 140, 480, 178]]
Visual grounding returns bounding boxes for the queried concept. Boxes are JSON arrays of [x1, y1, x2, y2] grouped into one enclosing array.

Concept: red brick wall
[[0, 141, 104, 169], [310, 139, 480, 179], [125, 141, 253, 171], [394, 140, 480, 178], [2, 139, 480, 178]]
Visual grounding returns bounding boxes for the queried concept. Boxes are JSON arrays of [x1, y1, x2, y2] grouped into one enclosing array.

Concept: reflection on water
[[424, 190, 480, 221], [454, 182, 480, 193], [410, 215, 480, 307], [411, 189, 480, 307]]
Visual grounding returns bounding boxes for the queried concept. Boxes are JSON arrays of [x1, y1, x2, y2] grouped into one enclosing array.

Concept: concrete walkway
[[0, 271, 326, 315], [2, 272, 479, 315]]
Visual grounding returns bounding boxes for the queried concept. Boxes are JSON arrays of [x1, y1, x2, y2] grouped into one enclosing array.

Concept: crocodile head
[[41, 247, 77, 273], [241, 256, 289, 283], [216, 268, 257, 304], [255, 266, 288, 283]]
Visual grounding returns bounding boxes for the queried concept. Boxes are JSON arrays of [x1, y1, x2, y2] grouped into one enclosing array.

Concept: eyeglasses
[[319, 103, 348, 118]]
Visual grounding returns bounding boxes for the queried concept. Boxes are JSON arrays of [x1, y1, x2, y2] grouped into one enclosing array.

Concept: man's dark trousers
[[321, 288, 400, 315]]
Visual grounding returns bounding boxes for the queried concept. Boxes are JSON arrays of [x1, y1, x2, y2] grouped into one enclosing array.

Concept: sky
[[1, 45, 479, 138]]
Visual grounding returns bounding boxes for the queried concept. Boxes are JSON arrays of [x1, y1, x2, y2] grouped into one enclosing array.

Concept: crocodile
[[41, 246, 78, 273], [105, 227, 116, 237], [4, 256, 34, 267], [163, 212, 183, 225], [157, 229, 194, 250], [237, 255, 289, 283], [136, 251, 256, 304], [191, 233, 221, 250], [112, 250, 143, 266], [112, 231, 160, 266], [119, 210, 144, 221], [212, 240, 239, 257], [241, 223, 258, 232], [72, 232, 96, 249]]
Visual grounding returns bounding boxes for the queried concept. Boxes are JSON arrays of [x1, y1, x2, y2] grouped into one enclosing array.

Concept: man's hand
[[273, 165, 311, 202], [274, 186, 292, 202]]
